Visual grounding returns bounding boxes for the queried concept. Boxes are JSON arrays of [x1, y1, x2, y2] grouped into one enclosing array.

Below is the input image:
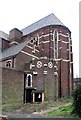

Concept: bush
[[72, 85, 81, 117]]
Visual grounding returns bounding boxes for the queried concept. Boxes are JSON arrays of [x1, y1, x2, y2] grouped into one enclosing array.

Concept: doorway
[[24, 73, 33, 103], [35, 93, 42, 102], [26, 89, 32, 103], [32, 90, 44, 103]]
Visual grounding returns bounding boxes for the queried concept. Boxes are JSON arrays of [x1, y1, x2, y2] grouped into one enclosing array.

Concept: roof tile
[[21, 13, 65, 36]]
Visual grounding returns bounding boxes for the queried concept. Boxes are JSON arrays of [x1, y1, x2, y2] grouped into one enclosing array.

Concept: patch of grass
[[48, 104, 79, 118], [2, 101, 24, 113]]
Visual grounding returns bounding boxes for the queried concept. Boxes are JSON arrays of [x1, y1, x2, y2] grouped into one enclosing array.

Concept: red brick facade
[[0, 14, 74, 103]]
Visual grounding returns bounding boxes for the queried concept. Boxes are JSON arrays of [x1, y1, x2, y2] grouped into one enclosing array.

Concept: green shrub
[[72, 85, 81, 117]]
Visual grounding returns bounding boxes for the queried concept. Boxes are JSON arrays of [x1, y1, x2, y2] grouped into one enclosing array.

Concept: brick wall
[[2, 67, 24, 104], [16, 25, 73, 99], [2, 25, 73, 102], [16, 52, 32, 70]]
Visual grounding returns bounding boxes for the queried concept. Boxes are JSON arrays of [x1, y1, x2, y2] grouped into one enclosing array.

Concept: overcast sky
[[0, 0, 79, 77]]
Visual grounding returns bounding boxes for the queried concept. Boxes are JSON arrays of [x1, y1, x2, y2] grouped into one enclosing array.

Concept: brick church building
[[0, 13, 73, 103]]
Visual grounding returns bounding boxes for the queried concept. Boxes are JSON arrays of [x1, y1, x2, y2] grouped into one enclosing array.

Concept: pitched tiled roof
[[0, 40, 31, 60], [0, 30, 9, 41], [21, 13, 65, 36], [0, 13, 66, 60]]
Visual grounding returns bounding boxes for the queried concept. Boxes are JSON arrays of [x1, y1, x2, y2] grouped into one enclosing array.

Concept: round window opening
[[37, 61, 42, 68], [48, 62, 53, 68]]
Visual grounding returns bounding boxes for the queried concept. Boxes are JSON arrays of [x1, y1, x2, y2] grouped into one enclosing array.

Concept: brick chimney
[[9, 28, 23, 46]]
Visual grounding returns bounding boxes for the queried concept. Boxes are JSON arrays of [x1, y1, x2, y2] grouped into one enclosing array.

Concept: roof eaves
[[0, 39, 31, 60]]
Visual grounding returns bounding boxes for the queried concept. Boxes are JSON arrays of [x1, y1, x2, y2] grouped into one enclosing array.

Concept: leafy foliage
[[72, 85, 81, 117], [48, 104, 74, 118]]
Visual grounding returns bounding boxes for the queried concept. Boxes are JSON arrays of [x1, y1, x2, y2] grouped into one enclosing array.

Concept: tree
[[72, 85, 81, 117]]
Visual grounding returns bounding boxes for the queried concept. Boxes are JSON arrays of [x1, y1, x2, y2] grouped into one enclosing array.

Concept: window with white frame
[[5, 60, 12, 68], [26, 74, 32, 87], [54, 31, 58, 59]]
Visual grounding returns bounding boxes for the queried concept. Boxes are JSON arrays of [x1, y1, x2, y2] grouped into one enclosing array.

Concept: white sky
[[0, 0, 79, 77]]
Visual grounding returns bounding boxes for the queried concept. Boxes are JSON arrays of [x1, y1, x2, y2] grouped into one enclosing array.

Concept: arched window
[[54, 31, 58, 59], [5, 60, 12, 68], [26, 74, 32, 87]]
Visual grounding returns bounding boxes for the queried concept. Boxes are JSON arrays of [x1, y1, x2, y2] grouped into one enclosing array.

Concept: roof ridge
[[21, 13, 65, 36], [22, 13, 54, 30]]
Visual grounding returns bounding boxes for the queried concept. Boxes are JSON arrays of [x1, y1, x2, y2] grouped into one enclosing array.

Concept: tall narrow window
[[54, 31, 58, 59], [32, 38, 35, 53], [35, 35, 39, 46], [26, 74, 32, 87]]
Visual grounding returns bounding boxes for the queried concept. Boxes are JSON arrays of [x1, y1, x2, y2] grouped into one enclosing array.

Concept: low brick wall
[[2, 67, 24, 104]]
